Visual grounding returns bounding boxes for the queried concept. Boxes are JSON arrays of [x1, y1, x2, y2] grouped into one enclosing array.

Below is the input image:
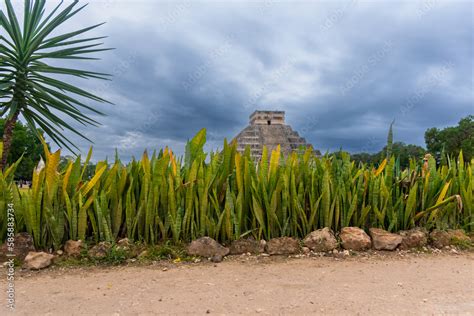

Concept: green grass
[[142, 242, 192, 262], [450, 237, 473, 250]]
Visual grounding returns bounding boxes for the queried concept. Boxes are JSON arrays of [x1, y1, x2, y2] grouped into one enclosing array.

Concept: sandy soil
[[1, 252, 473, 315]]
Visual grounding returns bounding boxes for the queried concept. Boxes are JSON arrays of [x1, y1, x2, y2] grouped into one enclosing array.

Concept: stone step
[[233, 114, 314, 160]]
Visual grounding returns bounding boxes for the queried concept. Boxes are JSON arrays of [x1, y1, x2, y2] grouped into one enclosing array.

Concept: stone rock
[[23, 251, 54, 270], [303, 228, 338, 252], [116, 238, 132, 251], [335, 249, 350, 258], [369, 228, 403, 250], [229, 238, 265, 255], [64, 240, 84, 257], [468, 232, 474, 243], [259, 240, 267, 251], [117, 238, 131, 247], [186, 237, 229, 258], [339, 227, 371, 251], [429, 230, 470, 248], [430, 230, 450, 248], [88, 242, 111, 258], [448, 229, 471, 245], [266, 237, 300, 255], [211, 255, 223, 263], [0, 232, 35, 262], [399, 228, 428, 250]]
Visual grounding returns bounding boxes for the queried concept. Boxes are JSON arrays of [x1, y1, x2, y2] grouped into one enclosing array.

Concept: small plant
[[145, 246, 175, 261], [144, 242, 189, 261], [450, 238, 473, 250], [92, 245, 129, 266]]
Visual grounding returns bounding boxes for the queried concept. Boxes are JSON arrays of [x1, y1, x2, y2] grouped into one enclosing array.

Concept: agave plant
[[0, 0, 110, 169]]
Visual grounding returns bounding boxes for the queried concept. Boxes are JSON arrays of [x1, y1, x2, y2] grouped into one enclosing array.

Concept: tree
[[58, 154, 95, 180], [384, 142, 425, 167], [0, 118, 43, 179], [351, 121, 425, 168], [350, 152, 377, 165], [425, 115, 474, 162], [0, 0, 111, 170], [351, 142, 425, 168]]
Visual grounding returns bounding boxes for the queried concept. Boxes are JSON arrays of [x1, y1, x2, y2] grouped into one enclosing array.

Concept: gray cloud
[[5, 0, 472, 160]]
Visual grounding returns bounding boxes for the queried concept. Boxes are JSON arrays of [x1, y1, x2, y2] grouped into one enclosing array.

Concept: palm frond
[[0, 0, 111, 153]]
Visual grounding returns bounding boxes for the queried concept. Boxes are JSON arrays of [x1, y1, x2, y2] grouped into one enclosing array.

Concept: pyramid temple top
[[249, 110, 285, 125]]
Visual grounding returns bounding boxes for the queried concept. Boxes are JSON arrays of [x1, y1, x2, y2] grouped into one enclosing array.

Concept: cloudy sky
[[6, 0, 474, 160]]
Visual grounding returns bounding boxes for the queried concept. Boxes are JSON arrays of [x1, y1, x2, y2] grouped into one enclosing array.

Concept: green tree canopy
[[350, 142, 426, 168], [425, 115, 473, 162], [0, 118, 44, 180]]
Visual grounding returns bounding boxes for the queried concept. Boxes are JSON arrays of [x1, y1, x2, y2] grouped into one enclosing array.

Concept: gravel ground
[[1, 252, 473, 315]]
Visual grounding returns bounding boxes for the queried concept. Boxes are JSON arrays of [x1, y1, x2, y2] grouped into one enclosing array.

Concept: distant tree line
[[1, 119, 97, 181], [349, 115, 473, 167], [425, 115, 473, 163], [350, 142, 426, 168]]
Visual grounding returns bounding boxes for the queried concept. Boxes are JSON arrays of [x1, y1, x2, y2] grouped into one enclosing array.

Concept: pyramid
[[233, 110, 313, 160]]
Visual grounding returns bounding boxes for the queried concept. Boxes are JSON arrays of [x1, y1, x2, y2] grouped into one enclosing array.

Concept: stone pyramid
[[233, 110, 312, 161]]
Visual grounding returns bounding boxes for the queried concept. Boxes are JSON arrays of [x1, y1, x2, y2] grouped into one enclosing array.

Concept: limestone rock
[[266, 237, 300, 255], [88, 242, 111, 258], [23, 251, 54, 270], [229, 238, 265, 255], [64, 240, 84, 257], [211, 255, 223, 263], [448, 229, 471, 245], [259, 239, 267, 252], [0, 232, 35, 262], [430, 229, 471, 248], [187, 237, 229, 258], [117, 238, 131, 246], [303, 228, 338, 252], [399, 228, 428, 250], [430, 230, 450, 248], [468, 232, 474, 243], [369, 228, 403, 250], [117, 238, 132, 251], [339, 227, 371, 251]]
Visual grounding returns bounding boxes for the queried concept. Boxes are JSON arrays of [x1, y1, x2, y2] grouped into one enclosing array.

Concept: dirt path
[[1, 253, 473, 315]]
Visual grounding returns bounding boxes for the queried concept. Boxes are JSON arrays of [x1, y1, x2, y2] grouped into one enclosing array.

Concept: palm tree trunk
[[1, 111, 20, 171]]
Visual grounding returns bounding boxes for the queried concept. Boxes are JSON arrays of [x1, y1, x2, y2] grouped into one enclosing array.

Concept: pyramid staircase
[[233, 111, 312, 161]]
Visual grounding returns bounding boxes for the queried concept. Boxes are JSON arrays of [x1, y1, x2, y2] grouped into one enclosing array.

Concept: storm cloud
[[7, 0, 473, 160]]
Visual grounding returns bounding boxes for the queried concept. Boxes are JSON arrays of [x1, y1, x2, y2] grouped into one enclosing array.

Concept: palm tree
[[0, 0, 111, 170]]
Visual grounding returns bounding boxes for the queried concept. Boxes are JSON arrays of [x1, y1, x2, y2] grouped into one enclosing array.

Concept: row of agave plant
[[0, 129, 472, 250]]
